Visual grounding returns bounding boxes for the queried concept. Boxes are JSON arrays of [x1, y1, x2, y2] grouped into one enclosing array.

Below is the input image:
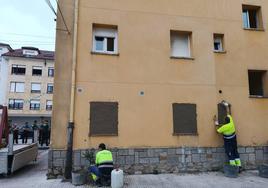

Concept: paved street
[[0, 150, 268, 188]]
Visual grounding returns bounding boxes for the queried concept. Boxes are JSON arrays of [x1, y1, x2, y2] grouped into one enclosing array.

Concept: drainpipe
[[64, 0, 79, 179]]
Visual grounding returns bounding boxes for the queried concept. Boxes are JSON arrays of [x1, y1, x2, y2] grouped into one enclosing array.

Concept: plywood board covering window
[[172, 103, 197, 135], [90, 102, 118, 136]]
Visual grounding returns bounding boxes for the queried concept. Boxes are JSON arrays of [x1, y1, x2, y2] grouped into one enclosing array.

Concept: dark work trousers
[[41, 131, 49, 146], [223, 135, 240, 161], [13, 130, 19, 144], [22, 130, 29, 144]]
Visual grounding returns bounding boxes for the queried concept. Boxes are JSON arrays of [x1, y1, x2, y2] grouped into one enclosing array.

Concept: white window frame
[[213, 35, 224, 52], [30, 99, 40, 110], [46, 100, 53, 110], [31, 83, 41, 93], [92, 27, 118, 54], [32, 66, 42, 76], [47, 83, 53, 94], [48, 67, 54, 77], [171, 32, 191, 58], [10, 82, 25, 93]]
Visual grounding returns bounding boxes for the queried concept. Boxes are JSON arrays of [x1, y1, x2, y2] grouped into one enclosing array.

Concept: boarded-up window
[[217, 103, 227, 124], [90, 102, 118, 136], [172, 103, 197, 135]]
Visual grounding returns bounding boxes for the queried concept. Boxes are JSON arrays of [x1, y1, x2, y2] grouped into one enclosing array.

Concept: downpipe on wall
[[64, 0, 79, 180]]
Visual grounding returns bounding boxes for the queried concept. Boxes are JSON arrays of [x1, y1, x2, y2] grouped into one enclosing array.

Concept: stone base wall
[[47, 146, 268, 178]]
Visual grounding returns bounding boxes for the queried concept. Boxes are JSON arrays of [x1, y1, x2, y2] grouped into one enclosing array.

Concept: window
[[31, 83, 41, 93], [170, 31, 192, 58], [8, 99, 24, 110], [46, 100, 53, 111], [10, 82, 25, 93], [90, 102, 118, 136], [11, 65, 26, 75], [242, 5, 263, 29], [32, 66, 42, 76], [47, 83, 53, 94], [213, 34, 224, 52], [248, 70, 268, 97], [48, 67, 54, 77], [92, 25, 118, 54], [172, 103, 197, 135], [30, 100, 40, 110]]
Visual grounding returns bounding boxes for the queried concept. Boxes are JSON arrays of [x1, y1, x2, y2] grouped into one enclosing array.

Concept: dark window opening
[[248, 70, 267, 96], [90, 102, 118, 136], [172, 103, 197, 135], [107, 37, 115, 52], [242, 5, 262, 29], [32, 67, 42, 76], [11, 65, 26, 75]]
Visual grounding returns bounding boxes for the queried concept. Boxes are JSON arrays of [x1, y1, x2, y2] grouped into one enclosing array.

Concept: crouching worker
[[214, 102, 242, 171], [89, 143, 114, 186]]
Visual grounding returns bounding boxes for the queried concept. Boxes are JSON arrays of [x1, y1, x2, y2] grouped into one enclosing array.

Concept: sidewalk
[[0, 150, 267, 188]]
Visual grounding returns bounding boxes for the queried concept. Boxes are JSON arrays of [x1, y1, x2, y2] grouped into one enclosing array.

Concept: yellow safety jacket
[[95, 150, 113, 168], [217, 115, 236, 139]]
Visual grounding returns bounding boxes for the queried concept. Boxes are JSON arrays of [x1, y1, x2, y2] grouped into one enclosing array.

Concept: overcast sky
[[0, 0, 57, 51]]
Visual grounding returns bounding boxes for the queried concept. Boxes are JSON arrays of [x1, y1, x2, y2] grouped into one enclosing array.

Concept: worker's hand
[[213, 115, 217, 122]]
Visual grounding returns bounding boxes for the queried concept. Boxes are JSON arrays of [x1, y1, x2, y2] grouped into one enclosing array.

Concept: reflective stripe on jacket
[[217, 115, 236, 136]]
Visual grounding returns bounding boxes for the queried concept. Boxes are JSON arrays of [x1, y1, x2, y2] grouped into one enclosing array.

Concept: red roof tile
[[2, 47, 54, 61]]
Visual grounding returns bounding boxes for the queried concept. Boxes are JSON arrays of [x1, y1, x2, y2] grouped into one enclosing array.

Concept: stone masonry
[[47, 146, 268, 178]]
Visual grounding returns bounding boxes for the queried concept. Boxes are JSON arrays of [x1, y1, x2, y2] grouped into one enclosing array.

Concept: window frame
[[8, 99, 24, 110], [11, 64, 26, 75], [32, 66, 42, 76], [10, 82, 25, 93], [48, 67, 54, 77], [213, 34, 225, 53], [242, 5, 263, 30], [170, 30, 193, 59], [248, 70, 268, 98], [46, 100, 53, 111], [30, 99, 41, 110], [31, 82, 41, 93], [92, 25, 118, 55], [47, 83, 53, 94]]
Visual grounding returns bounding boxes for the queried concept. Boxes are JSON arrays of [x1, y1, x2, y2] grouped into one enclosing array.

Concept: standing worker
[[89, 143, 114, 186], [22, 122, 31, 144], [12, 123, 19, 144], [41, 121, 49, 146], [214, 101, 242, 171]]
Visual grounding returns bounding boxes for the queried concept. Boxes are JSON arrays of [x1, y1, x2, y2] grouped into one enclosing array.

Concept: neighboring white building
[[1, 46, 54, 125], [0, 43, 12, 105]]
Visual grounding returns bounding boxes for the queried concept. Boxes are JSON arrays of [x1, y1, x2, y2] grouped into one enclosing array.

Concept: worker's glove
[[213, 115, 219, 126]]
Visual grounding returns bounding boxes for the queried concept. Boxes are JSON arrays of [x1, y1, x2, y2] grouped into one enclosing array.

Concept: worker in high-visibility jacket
[[214, 103, 242, 169], [89, 143, 114, 185]]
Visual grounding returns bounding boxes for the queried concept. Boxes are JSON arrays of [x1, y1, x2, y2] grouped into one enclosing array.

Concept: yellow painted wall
[[52, 0, 268, 149]]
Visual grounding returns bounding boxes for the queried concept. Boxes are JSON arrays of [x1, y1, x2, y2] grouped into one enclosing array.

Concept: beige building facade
[[2, 47, 54, 125], [49, 0, 268, 177]]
